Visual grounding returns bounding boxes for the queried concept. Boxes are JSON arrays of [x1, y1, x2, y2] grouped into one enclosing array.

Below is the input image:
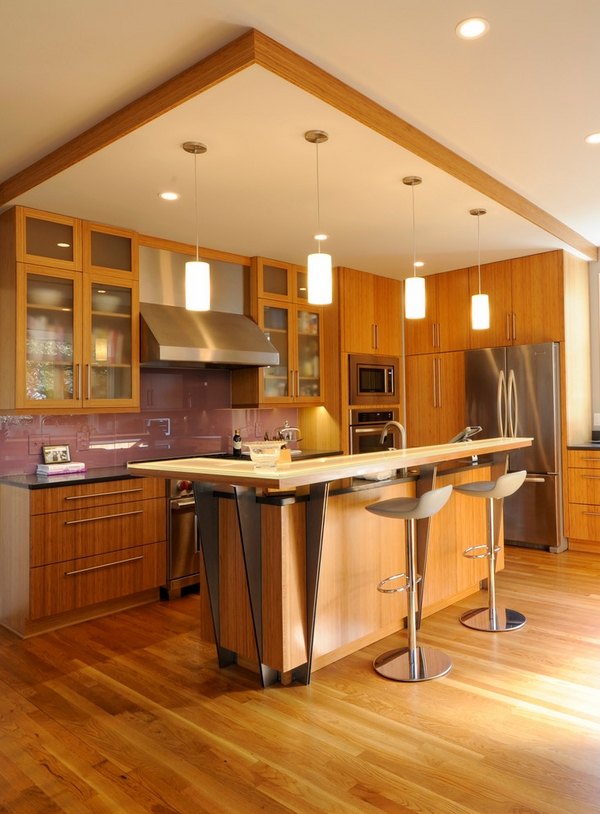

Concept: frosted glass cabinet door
[[25, 272, 79, 405], [296, 308, 321, 400], [261, 304, 291, 400], [87, 282, 134, 402]]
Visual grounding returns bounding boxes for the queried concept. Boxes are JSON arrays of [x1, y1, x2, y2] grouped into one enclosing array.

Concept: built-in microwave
[[348, 353, 399, 405]]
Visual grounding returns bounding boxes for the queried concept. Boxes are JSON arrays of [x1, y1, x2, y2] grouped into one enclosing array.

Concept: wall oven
[[348, 353, 399, 405], [349, 407, 401, 455]]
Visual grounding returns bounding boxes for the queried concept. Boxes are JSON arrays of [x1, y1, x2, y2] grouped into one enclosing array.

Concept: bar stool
[[366, 484, 453, 682], [455, 470, 527, 632]]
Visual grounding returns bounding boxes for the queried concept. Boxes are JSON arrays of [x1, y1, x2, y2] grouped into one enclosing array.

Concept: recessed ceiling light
[[585, 132, 600, 144], [456, 17, 489, 39], [159, 191, 179, 201], [414, 261, 425, 268]]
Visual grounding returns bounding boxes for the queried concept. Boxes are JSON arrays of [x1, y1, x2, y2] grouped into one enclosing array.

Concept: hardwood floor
[[1, 546, 599, 813]]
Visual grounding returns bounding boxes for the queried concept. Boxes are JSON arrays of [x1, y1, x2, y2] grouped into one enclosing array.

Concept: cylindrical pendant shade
[[185, 260, 211, 311], [471, 293, 490, 330], [405, 275, 426, 319], [307, 252, 333, 305]]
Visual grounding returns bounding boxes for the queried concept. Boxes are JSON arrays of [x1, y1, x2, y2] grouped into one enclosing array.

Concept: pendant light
[[305, 130, 332, 305], [403, 176, 425, 319], [183, 141, 210, 311], [470, 208, 490, 330]]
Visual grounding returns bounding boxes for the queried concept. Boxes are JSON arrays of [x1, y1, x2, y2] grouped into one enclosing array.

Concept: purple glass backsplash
[[0, 369, 300, 475]]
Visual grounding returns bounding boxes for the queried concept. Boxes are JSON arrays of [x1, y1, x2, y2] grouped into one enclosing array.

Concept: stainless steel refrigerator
[[464, 342, 565, 552]]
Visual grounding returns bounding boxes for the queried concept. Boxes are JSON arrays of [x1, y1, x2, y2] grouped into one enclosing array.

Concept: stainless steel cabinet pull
[[85, 363, 90, 400], [65, 554, 143, 576], [437, 357, 442, 407], [583, 511, 600, 516], [506, 313, 511, 342], [432, 357, 438, 407], [173, 498, 195, 508], [582, 475, 600, 480], [64, 509, 143, 525], [512, 312, 517, 341], [75, 363, 81, 401], [65, 487, 143, 501], [581, 457, 600, 462], [374, 323, 379, 349]]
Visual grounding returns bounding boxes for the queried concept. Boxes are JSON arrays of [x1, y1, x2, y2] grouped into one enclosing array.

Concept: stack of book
[[36, 461, 87, 476]]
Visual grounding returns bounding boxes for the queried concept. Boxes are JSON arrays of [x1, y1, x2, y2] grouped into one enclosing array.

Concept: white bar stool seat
[[454, 469, 527, 632], [366, 484, 453, 682]]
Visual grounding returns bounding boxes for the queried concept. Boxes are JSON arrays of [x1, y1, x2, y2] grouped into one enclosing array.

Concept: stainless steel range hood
[[140, 302, 279, 368], [139, 245, 279, 369]]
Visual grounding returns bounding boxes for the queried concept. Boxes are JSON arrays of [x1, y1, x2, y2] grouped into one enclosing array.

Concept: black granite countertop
[[0, 449, 342, 490], [567, 443, 600, 451]]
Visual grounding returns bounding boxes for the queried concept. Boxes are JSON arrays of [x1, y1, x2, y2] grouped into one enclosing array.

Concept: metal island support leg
[[193, 480, 330, 687]]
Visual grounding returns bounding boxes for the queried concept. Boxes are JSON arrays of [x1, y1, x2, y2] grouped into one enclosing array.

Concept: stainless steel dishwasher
[[164, 478, 200, 598]]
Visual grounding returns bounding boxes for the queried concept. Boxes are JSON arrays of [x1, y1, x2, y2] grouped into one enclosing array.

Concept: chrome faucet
[[380, 421, 407, 450], [380, 421, 407, 478]]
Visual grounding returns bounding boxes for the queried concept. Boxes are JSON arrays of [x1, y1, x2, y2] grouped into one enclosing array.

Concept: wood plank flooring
[[0, 546, 599, 813]]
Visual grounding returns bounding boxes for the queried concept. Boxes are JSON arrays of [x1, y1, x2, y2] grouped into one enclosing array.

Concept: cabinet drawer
[[567, 468, 600, 505], [30, 498, 166, 566], [566, 450, 600, 470], [30, 541, 166, 620], [30, 477, 165, 514], [566, 504, 600, 542]]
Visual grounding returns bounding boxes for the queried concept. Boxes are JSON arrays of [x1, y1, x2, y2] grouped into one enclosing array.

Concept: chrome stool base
[[460, 606, 526, 632], [373, 645, 453, 682]]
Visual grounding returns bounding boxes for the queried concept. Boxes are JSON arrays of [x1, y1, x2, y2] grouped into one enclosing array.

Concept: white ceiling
[[1, 0, 599, 278]]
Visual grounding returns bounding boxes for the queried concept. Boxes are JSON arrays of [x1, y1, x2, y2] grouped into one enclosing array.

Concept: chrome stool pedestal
[[367, 485, 453, 682], [455, 470, 527, 632]]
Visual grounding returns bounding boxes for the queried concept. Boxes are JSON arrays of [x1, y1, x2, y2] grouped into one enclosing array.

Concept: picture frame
[[42, 444, 71, 464]]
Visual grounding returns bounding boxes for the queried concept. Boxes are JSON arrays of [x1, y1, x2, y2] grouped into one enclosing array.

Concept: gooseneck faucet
[[380, 421, 407, 450]]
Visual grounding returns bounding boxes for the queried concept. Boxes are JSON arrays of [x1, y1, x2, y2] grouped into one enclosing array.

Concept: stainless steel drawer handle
[[64, 509, 143, 525], [65, 554, 143, 576], [582, 511, 600, 517], [582, 475, 600, 480], [65, 487, 144, 501]]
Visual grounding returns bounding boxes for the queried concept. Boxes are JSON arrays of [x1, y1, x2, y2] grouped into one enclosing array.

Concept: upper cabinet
[[83, 221, 139, 280], [339, 267, 402, 356], [0, 206, 139, 413], [232, 257, 324, 407], [469, 250, 564, 349], [404, 268, 470, 355]]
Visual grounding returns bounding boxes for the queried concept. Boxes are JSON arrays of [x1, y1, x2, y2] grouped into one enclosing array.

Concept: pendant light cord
[[411, 182, 417, 278], [315, 141, 322, 255], [194, 151, 199, 263], [477, 212, 482, 294]]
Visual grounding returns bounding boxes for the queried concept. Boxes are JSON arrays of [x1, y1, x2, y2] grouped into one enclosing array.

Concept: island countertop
[[127, 436, 533, 488]]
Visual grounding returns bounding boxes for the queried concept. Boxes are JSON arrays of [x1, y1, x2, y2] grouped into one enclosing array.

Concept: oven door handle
[[353, 427, 384, 434], [172, 497, 195, 509]]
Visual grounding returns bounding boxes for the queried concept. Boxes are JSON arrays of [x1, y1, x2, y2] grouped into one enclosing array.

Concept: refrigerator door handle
[[525, 476, 546, 483], [507, 368, 518, 437], [497, 370, 507, 436]]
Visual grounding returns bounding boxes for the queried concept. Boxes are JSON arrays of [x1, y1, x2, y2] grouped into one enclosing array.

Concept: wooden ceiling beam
[[0, 28, 596, 261]]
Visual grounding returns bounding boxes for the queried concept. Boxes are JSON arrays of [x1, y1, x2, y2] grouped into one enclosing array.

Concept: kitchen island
[[128, 437, 531, 685]]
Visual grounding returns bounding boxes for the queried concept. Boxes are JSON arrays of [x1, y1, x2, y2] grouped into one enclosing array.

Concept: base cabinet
[[565, 450, 600, 552], [0, 477, 167, 637]]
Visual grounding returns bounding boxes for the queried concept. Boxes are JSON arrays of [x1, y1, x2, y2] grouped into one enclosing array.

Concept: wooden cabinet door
[[340, 267, 376, 353], [405, 351, 465, 446], [436, 268, 470, 352], [405, 353, 437, 447], [437, 351, 466, 444], [510, 251, 564, 344], [372, 275, 401, 355], [469, 261, 513, 348]]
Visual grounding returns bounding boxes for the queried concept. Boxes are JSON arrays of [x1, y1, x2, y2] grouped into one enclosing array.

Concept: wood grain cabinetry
[[405, 351, 465, 447], [404, 268, 470, 355], [468, 250, 564, 349], [0, 206, 139, 413], [339, 267, 402, 355], [565, 450, 600, 552], [0, 477, 167, 636], [232, 257, 324, 406]]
